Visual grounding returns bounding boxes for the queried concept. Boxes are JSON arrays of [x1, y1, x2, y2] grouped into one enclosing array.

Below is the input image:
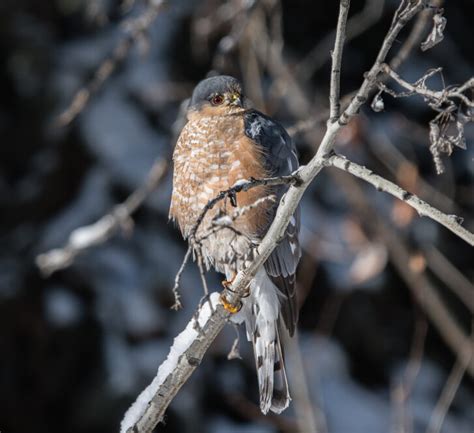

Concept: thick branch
[[120, 293, 229, 433], [327, 154, 474, 245]]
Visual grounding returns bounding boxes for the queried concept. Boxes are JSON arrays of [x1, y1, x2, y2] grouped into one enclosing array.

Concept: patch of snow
[[120, 292, 220, 433], [232, 179, 249, 188]]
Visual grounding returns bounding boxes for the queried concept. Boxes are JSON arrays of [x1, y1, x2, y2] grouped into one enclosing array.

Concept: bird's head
[[188, 75, 244, 116]]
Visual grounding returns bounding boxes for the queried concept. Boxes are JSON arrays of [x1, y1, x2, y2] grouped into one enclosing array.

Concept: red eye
[[211, 94, 224, 105]]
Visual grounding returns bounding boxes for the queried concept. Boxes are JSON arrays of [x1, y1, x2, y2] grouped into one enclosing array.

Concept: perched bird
[[169, 75, 301, 414]]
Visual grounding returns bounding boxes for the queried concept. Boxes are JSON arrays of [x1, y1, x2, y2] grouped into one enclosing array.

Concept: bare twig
[[381, 64, 474, 108], [425, 326, 473, 433], [291, 0, 439, 139], [330, 0, 351, 121], [424, 247, 474, 313], [57, 0, 166, 126], [329, 159, 474, 378], [171, 246, 191, 310], [327, 154, 474, 245], [121, 3, 427, 431], [366, 122, 460, 215], [196, 252, 210, 296], [36, 159, 168, 276], [391, 314, 428, 433], [377, 63, 473, 173], [187, 173, 301, 245], [296, 0, 384, 82], [284, 331, 326, 433], [389, 0, 444, 71]]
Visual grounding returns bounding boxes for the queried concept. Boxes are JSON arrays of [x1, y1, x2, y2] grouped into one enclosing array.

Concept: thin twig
[[328, 158, 474, 379], [389, 0, 443, 71], [296, 0, 384, 82], [424, 247, 474, 313], [171, 246, 192, 310], [283, 331, 326, 433], [57, 0, 166, 126], [327, 153, 474, 246], [330, 0, 351, 122], [381, 64, 474, 108], [425, 327, 473, 433], [196, 252, 210, 296], [187, 173, 301, 244], [36, 159, 168, 276], [391, 314, 428, 433]]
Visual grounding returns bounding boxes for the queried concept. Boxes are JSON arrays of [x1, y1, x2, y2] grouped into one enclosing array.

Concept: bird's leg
[[220, 272, 250, 314], [222, 273, 251, 298], [220, 292, 242, 314]]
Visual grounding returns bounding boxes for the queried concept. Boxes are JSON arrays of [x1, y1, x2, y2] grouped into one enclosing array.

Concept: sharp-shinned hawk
[[169, 75, 301, 414]]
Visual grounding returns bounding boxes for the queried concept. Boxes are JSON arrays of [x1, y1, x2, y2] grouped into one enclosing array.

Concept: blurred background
[[0, 0, 473, 432]]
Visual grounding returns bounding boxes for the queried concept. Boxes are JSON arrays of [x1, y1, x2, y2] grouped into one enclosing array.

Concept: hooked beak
[[229, 92, 242, 107]]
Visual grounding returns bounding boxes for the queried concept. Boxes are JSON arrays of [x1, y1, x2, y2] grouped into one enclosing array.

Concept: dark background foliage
[[0, 1, 472, 432]]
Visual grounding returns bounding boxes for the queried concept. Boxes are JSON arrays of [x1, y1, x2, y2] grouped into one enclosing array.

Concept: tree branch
[[57, 0, 166, 126], [327, 153, 474, 246], [328, 166, 474, 378], [330, 0, 351, 121], [36, 159, 168, 276], [381, 64, 474, 108], [120, 2, 427, 432]]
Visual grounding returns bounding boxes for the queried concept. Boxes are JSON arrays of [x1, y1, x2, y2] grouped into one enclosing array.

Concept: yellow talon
[[220, 293, 242, 314], [222, 272, 236, 289]]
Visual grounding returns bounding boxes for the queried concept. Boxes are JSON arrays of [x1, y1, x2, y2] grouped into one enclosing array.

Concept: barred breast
[[169, 111, 272, 272]]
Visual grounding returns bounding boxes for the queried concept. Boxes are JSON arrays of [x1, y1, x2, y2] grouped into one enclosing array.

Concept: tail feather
[[232, 268, 292, 414], [252, 325, 290, 414]]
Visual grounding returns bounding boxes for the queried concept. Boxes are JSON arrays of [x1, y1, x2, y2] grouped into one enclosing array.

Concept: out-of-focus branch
[[391, 314, 428, 433], [424, 247, 474, 313], [36, 159, 168, 276], [330, 0, 351, 121], [57, 0, 166, 126], [120, 3, 426, 431], [327, 153, 474, 246], [329, 165, 474, 378], [426, 327, 473, 433], [296, 0, 384, 82], [284, 331, 327, 433]]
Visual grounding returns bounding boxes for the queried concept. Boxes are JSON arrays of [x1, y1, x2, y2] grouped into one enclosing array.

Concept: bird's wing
[[243, 110, 301, 336]]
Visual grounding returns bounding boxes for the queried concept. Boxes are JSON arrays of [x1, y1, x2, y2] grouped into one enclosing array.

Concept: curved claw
[[222, 274, 250, 299], [220, 293, 242, 314]]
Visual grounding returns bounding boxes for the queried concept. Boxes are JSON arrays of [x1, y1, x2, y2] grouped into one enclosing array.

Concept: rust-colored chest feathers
[[169, 110, 271, 241]]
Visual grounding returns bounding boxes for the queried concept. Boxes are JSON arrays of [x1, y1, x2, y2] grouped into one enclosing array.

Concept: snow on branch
[[36, 159, 168, 276], [120, 292, 224, 433]]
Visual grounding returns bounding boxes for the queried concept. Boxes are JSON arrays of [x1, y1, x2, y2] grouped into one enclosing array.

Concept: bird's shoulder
[[243, 109, 291, 150]]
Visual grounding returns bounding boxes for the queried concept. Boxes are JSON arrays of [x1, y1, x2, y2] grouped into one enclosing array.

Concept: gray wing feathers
[[244, 110, 301, 336]]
